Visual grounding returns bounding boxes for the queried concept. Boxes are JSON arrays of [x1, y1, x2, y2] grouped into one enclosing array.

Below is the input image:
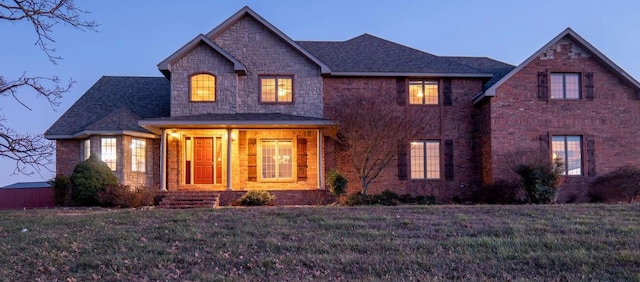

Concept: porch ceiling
[[139, 113, 336, 134]]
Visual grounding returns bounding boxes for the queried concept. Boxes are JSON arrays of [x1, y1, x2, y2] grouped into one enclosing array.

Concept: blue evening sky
[[1, 0, 639, 186]]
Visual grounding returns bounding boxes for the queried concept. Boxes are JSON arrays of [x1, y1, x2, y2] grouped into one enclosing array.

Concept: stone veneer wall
[[490, 37, 640, 202], [323, 77, 484, 201], [211, 15, 323, 117]]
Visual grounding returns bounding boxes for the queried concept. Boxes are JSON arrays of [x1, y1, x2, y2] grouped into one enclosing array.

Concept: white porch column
[[317, 129, 324, 189], [226, 128, 233, 191], [159, 129, 167, 191]]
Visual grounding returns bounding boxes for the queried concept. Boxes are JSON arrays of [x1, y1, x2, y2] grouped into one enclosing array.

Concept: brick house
[[44, 7, 640, 204]]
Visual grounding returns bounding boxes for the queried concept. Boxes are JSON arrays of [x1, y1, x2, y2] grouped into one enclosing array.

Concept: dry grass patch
[[0, 205, 639, 280]]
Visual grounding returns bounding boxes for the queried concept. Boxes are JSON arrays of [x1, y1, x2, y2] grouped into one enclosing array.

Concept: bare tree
[[326, 89, 430, 195], [0, 0, 97, 174]]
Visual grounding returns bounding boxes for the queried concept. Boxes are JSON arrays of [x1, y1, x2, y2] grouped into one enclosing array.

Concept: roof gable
[[205, 6, 330, 74], [475, 28, 640, 103], [157, 34, 246, 78]]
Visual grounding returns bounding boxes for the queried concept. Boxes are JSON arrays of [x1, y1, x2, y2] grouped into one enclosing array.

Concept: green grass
[[1, 205, 639, 280]]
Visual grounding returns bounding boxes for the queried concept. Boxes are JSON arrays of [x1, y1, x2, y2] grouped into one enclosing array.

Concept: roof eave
[[139, 119, 336, 134], [327, 72, 494, 78], [45, 130, 158, 140], [205, 6, 331, 74]]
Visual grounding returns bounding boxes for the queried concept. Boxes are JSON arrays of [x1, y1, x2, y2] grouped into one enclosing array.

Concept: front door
[[194, 137, 214, 184]]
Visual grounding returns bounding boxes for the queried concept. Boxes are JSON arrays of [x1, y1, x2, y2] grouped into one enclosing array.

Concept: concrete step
[[157, 192, 220, 209]]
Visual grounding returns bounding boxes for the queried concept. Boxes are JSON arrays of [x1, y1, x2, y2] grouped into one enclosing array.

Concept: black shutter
[[443, 79, 452, 106], [586, 139, 596, 177], [585, 72, 594, 100], [444, 140, 454, 180], [248, 138, 257, 181], [396, 78, 406, 106], [397, 146, 408, 180], [538, 71, 548, 100], [297, 139, 308, 181]]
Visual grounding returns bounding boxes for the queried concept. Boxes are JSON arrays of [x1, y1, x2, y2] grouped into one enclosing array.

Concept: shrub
[[589, 165, 640, 203], [344, 192, 372, 206], [70, 154, 118, 206], [326, 170, 348, 197], [97, 184, 155, 208], [236, 190, 276, 206], [372, 190, 401, 206], [49, 174, 71, 206], [344, 190, 436, 206], [513, 157, 563, 204], [462, 181, 523, 204]]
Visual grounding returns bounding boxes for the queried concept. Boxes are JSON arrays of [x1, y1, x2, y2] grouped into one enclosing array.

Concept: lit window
[[410, 141, 440, 179], [261, 76, 292, 103], [262, 140, 293, 179], [131, 139, 145, 172], [83, 139, 91, 160], [550, 73, 580, 99], [552, 136, 582, 175], [191, 74, 216, 101], [409, 80, 438, 105], [101, 137, 117, 171]]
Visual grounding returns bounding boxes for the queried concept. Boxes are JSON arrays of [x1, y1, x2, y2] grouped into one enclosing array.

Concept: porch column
[[159, 129, 167, 191], [226, 128, 232, 191], [317, 129, 324, 189]]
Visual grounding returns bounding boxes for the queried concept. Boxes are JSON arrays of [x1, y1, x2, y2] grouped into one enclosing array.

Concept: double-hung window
[[131, 139, 146, 172], [410, 141, 440, 179], [409, 80, 438, 105], [552, 135, 582, 175], [101, 137, 117, 171], [550, 73, 580, 99], [82, 139, 91, 160], [261, 76, 292, 103], [261, 140, 293, 180]]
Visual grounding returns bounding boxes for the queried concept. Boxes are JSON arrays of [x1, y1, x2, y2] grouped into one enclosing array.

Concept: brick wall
[[55, 139, 80, 176], [489, 36, 640, 202], [323, 77, 484, 201]]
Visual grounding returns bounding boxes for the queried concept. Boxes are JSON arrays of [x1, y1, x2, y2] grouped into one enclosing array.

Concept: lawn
[[0, 204, 639, 281]]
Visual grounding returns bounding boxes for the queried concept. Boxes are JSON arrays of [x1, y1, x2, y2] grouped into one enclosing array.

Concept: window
[[409, 80, 438, 105], [261, 140, 293, 180], [552, 135, 582, 175], [410, 141, 440, 179], [131, 139, 145, 172], [550, 73, 580, 99], [190, 74, 216, 101], [82, 139, 91, 160], [261, 76, 292, 103], [101, 137, 117, 171]]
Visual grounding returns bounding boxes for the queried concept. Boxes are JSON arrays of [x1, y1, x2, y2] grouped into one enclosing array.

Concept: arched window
[[190, 74, 216, 101]]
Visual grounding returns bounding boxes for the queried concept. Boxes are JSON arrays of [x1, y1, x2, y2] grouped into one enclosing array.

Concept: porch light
[[170, 132, 179, 138]]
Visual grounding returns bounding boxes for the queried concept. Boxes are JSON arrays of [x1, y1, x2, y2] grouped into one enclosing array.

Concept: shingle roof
[[143, 113, 332, 122], [1, 181, 51, 189], [44, 76, 170, 138], [297, 34, 506, 76], [444, 56, 515, 89]]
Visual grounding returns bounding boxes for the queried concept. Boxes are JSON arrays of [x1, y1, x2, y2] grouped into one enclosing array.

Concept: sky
[[1, 0, 639, 187]]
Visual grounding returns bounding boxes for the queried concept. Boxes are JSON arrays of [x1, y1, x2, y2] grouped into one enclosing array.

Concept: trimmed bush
[[589, 165, 640, 203], [236, 190, 276, 206], [514, 157, 563, 204], [326, 170, 348, 197], [70, 154, 118, 206], [344, 190, 436, 206], [97, 184, 155, 208], [49, 174, 71, 206]]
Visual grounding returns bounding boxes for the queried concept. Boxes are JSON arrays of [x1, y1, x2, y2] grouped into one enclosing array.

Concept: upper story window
[[261, 76, 292, 103], [552, 135, 582, 175], [409, 80, 438, 105], [190, 74, 216, 101], [410, 140, 440, 179], [101, 137, 117, 171], [131, 138, 146, 172], [550, 73, 580, 99]]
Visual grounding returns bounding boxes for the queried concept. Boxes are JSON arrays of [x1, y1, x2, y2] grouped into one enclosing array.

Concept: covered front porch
[[139, 113, 335, 195]]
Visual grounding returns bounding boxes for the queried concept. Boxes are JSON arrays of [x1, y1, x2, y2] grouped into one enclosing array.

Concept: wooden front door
[[194, 137, 214, 184]]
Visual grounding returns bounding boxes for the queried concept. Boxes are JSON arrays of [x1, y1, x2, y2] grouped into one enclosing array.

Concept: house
[[44, 6, 640, 204]]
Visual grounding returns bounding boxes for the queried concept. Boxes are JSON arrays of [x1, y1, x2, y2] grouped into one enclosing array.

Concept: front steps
[[157, 191, 220, 209]]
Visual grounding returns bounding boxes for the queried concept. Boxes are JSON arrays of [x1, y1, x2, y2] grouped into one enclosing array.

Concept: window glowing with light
[[410, 141, 440, 179], [131, 138, 145, 172], [261, 140, 293, 179], [261, 76, 292, 103], [552, 136, 582, 175], [409, 80, 438, 105], [101, 137, 117, 171], [191, 74, 216, 101], [83, 139, 91, 160], [550, 73, 580, 99]]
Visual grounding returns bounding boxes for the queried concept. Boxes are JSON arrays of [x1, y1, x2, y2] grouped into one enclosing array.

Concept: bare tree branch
[[0, 73, 73, 110], [0, 119, 54, 175], [1, 0, 98, 63]]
